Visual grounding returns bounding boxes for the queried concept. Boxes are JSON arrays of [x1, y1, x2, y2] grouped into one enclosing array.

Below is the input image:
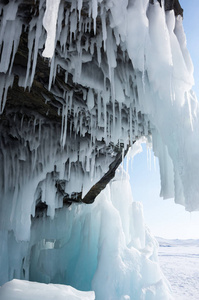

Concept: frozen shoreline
[[157, 237, 199, 300]]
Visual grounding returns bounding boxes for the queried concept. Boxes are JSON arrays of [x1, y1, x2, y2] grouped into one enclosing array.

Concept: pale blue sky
[[129, 1, 199, 240], [130, 144, 199, 239]]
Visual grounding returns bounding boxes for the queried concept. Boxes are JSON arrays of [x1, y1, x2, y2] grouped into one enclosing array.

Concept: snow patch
[[0, 279, 95, 300]]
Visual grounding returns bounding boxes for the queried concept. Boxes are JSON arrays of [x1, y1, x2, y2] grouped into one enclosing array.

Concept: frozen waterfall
[[0, 0, 198, 299], [0, 165, 173, 299]]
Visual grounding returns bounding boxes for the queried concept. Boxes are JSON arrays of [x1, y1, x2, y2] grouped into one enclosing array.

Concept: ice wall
[[0, 166, 173, 299]]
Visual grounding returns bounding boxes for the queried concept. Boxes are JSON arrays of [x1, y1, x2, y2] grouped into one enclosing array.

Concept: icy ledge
[[0, 279, 95, 300]]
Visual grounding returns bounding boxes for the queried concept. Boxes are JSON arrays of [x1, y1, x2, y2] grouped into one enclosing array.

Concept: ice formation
[[0, 167, 173, 299], [0, 0, 198, 299], [0, 279, 95, 300]]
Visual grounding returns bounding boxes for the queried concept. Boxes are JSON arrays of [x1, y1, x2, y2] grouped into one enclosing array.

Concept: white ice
[[0, 0, 197, 210], [157, 238, 199, 300], [0, 279, 95, 300], [42, 0, 61, 58]]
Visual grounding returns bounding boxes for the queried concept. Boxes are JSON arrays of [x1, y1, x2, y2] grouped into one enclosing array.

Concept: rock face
[[164, 0, 183, 16]]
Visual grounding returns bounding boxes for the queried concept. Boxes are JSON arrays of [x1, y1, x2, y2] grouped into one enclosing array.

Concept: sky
[[129, 1, 199, 240]]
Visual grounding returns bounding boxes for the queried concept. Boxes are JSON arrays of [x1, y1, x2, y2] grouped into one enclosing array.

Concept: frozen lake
[[157, 238, 199, 300]]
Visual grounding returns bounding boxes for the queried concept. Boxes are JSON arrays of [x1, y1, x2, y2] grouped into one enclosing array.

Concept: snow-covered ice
[[157, 238, 199, 300], [0, 279, 95, 300]]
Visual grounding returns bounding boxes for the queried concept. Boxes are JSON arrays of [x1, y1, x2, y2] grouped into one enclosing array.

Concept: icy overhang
[[0, 0, 152, 219], [0, 0, 199, 238]]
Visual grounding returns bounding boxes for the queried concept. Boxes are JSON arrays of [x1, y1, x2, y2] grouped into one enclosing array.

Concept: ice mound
[[0, 279, 95, 300]]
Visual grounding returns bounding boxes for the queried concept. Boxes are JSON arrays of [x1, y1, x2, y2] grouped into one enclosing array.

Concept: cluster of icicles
[[0, 0, 199, 213], [0, 0, 152, 241]]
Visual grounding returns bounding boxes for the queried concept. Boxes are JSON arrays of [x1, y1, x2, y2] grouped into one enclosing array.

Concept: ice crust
[[0, 279, 95, 300], [0, 0, 198, 299]]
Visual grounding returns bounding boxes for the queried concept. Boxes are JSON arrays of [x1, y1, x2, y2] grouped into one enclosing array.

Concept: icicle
[[87, 88, 95, 110], [77, 0, 83, 21], [0, 20, 22, 74], [42, 0, 61, 58], [96, 34, 102, 65], [112, 92, 116, 133], [70, 10, 77, 44], [69, 90, 73, 113], [24, 24, 35, 88], [92, 0, 98, 35], [39, 118, 42, 142], [0, 1, 18, 44], [121, 148, 125, 179], [101, 6, 107, 50], [185, 91, 194, 131], [60, 9, 69, 53], [0, 74, 14, 114], [118, 102, 122, 137], [106, 28, 117, 81], [86, 155, 90, 172], [30, 17, 43, 87], [48, 55, 55, 90], [129, 105, 133, 144], [8, 21, 23, 75], [60, 102, 68, 149], [97, 91, 101, 125]]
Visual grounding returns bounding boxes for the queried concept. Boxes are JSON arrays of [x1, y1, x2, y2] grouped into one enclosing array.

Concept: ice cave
[[0, 0, 198, 299]]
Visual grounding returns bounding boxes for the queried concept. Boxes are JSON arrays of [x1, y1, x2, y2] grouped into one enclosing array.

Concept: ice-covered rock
[[0, 0, 198, 299]]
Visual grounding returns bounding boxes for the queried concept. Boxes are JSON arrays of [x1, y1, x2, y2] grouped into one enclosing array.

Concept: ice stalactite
[[0, 0, 196, 210], [42, 0, 61, 58]]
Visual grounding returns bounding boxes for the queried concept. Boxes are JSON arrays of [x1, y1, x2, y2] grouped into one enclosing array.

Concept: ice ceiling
[[0, 0, 199, 298]]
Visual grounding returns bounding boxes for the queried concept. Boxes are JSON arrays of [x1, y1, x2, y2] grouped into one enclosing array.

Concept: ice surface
[[157, 238, 199, 300], [0, 279, 95, 300]]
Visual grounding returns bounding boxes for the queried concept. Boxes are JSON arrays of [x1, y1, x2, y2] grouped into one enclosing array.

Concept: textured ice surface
[[0, 279, 95, 300], [0, 0, 198, 213], [0, 165, 173, 299], [157, 238, 199, 300]]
